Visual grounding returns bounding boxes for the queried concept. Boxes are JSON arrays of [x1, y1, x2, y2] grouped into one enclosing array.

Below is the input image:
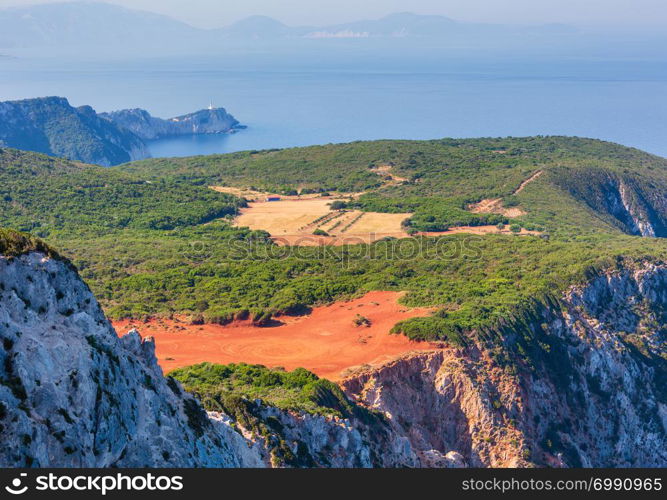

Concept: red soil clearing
[[113, 291, 436, 381]]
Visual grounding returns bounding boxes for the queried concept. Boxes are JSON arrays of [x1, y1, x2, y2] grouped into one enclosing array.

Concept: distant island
[[0, 97, 243, 166]]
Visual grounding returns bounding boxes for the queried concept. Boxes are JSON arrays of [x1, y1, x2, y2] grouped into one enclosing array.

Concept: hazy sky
[[0, 0, 665, 29]]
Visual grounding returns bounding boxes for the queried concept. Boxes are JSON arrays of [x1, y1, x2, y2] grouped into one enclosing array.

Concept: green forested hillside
[[1, 137, 666, 342], [0, 149, 244, 234], [126, 136, 667, 236]]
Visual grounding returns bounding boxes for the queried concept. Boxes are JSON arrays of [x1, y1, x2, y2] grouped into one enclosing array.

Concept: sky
[[0, 0, 665, 29]]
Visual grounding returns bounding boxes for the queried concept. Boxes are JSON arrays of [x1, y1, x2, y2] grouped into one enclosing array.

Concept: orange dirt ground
[[113, 291, 437, 380]]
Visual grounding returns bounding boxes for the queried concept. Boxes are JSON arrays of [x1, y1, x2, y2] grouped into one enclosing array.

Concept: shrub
[[391, 316, 466, 346], [353, 314, 371, 327], [329, 201, 348, 210]]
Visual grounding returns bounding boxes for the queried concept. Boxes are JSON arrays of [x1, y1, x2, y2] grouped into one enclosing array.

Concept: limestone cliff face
[[342, 350, 523, 467], [0, 253, 247, 467], [616, 180, 667, 238], [208, 396, 416, 468], [341, 262, 667, 467], [552, 168, 667, 238]]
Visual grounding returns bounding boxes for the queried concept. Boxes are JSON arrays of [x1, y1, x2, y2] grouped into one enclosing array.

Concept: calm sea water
[[1, 50, 666, 158]]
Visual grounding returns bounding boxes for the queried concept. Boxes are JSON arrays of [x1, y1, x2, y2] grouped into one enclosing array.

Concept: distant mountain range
[[0, 2, 578, 49], [0, 97, 242, 165], [228, 12, 576, 40], [0, 2, 200, 49]]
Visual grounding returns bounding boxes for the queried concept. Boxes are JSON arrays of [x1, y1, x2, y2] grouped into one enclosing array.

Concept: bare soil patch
[[513, 170, 543, 195], [235, 198, 335, 234], [114, 291, 436, 380], [468, 198, 526, 218], [215, 177, 543, 246], [467, 170, 544, 218], [370, 164, 408, 184]]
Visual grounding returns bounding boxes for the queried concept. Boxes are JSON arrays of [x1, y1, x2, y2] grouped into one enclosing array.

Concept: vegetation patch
[[0, 228, 58, 259], [170, 362, 357, 417]]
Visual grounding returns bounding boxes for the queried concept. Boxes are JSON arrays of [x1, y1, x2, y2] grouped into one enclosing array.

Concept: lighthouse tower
[[208, 101, 214, 110]]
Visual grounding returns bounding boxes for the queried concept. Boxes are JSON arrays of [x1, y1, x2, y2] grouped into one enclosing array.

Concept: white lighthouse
[[208, 100, 214, 110]]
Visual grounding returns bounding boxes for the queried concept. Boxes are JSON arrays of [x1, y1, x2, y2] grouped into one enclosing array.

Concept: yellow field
[[232, 197, 412, 245], [235, 199, 335, 234], [346, 212, 409, 234]]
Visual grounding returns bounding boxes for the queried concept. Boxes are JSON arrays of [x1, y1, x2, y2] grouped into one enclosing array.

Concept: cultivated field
[[235, 198, 335, 235], [233, 196, 412, 245]]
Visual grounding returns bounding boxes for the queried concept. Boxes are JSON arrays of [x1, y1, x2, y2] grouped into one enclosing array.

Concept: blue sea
[[1, 48, 666, 158]]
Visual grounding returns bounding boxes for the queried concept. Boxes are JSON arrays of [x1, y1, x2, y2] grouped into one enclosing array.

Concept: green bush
[[329, 200, 348, 210], [169, 362, 353, 417], [391, 316, 466, 345]]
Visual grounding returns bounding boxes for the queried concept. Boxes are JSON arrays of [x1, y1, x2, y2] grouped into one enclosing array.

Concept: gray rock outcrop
[[100, 107, 243, 141]]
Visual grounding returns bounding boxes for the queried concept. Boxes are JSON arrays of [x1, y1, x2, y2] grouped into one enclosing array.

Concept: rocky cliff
[[342, 261, 667, 467], [0, 250, 255, 467], [100, 107, 243, 141], [0, 246, 410, 468], [203, 391, 417, 468], [552, 168, 667, 238]]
